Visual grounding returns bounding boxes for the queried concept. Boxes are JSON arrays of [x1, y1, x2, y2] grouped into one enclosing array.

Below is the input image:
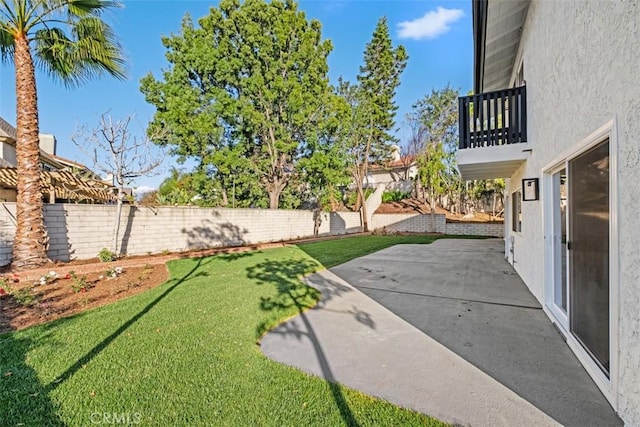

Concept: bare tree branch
[[72, 112, 166, 255]]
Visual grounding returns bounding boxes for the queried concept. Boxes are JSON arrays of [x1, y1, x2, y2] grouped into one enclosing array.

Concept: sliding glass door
[[568, 139, 610, 376]]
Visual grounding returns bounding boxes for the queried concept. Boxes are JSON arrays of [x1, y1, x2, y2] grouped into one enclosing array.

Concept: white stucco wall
[[0, 141, 17, 166], [364, 165, 417, 192], [501, 0, 640, 423]]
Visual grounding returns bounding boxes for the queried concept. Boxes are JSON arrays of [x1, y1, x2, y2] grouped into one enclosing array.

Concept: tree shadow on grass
[[44, 256, 212, 393], [248, 258, 376, 427], [0, 333, 65, 426], [213, 250, 260, 263]]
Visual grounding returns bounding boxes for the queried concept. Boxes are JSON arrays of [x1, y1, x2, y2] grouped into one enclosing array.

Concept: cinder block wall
[[0, 205, 15, 265], [0, 204, 362, 265], [445, 222, 503, 237], [372, 213, 445, 233], [371, 213, 503, 238], [0, 203, 503, 266]]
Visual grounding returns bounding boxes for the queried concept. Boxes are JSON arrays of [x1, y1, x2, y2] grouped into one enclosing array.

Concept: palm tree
[[0, 0, 125, 269]]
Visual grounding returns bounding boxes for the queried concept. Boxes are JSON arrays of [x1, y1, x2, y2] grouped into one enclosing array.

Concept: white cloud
[[397, 7, 464, 41], [134, 185, 156, 197]]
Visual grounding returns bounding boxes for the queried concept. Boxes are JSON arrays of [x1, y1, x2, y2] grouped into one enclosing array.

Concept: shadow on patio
[[262, 238, 622, 427]]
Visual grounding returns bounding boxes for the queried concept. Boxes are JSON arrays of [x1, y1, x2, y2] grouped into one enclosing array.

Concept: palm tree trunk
[[11, 35, 48, 269]]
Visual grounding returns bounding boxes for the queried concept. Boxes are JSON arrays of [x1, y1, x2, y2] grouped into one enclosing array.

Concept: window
[[512, 190, 522, 232]]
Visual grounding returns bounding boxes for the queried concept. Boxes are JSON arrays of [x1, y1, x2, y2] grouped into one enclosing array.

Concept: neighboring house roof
[[370, 155, 417, 171], [50, 153, 99, 177], [0, 116, 61, 167], [0, 116, 96, 173], [50, 154, 86, 169], [0, 116, 17, 140], [0, 116, 113, 202]]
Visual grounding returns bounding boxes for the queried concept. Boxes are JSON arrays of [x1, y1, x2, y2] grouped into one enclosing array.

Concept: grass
[[0, 235, 452, 426], [298, 234, 480, 268]]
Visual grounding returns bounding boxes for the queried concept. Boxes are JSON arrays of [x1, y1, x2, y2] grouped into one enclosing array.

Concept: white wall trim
[[609, 119, 620, 410], [542, 163, 568, 327], [540, 118, 620, 410], [543, 119, 617, 171]]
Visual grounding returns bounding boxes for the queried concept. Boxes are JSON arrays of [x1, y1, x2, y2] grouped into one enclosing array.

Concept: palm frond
[[38, 0, 120, 20], [71, 16, 126, 80], [0, 26, 15, 63], [33, 15, 125, 86], [21, 0, 120, 36], [0, 0, 20, 26], [33, 27, 76, 79]]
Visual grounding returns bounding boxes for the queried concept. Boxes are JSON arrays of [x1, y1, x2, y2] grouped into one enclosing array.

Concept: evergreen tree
[[357, 17, 408, 154], [347, 17, 408, 231]]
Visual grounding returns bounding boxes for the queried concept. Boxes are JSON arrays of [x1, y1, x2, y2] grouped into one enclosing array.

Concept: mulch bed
[[0, 264, 169, 333]]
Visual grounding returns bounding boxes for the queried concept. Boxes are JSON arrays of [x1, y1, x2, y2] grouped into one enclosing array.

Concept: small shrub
[[12, 287, 37, 306], [70, 271, 92, 293], [0, 278, 12, 297], [382, 190, 411, 203], [1, 278, 37, 306], [97, 248, 117, 263], [106, 266, 124, 279]]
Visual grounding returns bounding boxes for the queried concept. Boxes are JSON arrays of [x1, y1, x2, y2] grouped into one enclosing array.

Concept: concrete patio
[[260, 239, 622, 426]]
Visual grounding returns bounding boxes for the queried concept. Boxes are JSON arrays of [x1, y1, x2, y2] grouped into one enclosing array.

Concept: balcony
[[457, 86, 529, 180]]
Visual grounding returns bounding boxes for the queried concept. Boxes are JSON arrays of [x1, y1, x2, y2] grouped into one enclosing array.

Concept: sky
[[0, 0, 473, 193]]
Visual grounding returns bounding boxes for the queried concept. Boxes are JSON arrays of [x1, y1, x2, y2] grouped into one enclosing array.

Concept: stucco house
[[0, 116, 113, 203], [365, 146, 417, 192], [456, 0, 639, 424]]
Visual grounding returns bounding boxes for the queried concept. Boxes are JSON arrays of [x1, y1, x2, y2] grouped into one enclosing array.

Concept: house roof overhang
[[0, 117, 99, 175], [0, 117, 17, 140], [473, 0, 530, 93]]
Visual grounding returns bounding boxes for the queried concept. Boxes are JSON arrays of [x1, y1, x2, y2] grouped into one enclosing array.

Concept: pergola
[[0, 167, 115, 203]]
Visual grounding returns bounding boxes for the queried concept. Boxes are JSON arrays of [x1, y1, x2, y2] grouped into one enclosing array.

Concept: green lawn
[[298, 234, 486, 268], [298, 234, 447, 268], [0, 235, 452, 426]]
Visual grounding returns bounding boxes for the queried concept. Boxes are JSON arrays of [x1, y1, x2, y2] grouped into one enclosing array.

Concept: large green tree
[[342, 17, 407, 231], [297, 91, 351, 212], [0, 0, 125, 269], [141, 0, 333, 209], [357, 17, 408, 150]]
